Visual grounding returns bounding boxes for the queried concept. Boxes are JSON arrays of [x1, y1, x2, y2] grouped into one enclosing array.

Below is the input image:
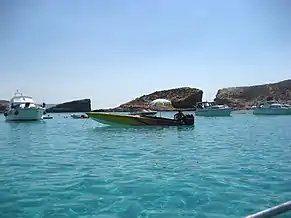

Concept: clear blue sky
[[1, 0, 290, 109]]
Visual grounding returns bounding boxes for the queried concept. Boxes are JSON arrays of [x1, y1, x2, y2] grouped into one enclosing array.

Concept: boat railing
[[14, 90, 23, 96], [245, 201, 291, 218]]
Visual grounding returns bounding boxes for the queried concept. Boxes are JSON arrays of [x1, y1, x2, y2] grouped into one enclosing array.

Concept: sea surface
[[0, 112, 290, 218]]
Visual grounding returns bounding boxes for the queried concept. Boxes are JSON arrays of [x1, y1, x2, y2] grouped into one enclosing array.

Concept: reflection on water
[[1, 113, 291, 217]]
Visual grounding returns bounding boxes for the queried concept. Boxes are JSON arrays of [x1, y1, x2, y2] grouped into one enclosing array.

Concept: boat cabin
[[9, 91, 36, 109], [196, 101, 210, 109], [196, 101, 219, 109], [259, 101, 289, 109], [196, 102, 230, 111]]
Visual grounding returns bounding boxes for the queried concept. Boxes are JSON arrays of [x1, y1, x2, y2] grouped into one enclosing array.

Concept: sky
[[0, 0, 291, 109]]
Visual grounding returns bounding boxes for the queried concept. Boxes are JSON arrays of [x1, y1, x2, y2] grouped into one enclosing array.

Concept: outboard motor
[[182, 114, 194, 125]]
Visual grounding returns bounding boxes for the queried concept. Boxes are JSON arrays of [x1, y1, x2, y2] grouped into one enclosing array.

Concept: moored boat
[[86, 112, 195, 126], [71, 114, 89, 119], [253, 101, 291, 115], [42, 115, 53, 119], [4, 90, 46, 121], [195, 102, 232, 117]]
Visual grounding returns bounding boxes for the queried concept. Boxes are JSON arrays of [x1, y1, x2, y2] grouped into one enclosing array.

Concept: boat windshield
[[269, 104, 284, 108]]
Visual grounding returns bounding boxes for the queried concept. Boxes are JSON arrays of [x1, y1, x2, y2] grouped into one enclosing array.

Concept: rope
[[82, 118, 89, 127], [246, 201, 291, 218]]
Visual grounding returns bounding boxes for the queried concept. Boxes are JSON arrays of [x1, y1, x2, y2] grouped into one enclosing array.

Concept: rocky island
[[46, 99, 91, 113], [215, 79, 291, 108], [93, 87, 203, 112], [2, 79, 290, 113]]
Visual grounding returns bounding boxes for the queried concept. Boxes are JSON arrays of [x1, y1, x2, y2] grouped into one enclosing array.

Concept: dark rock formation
[[215, 79, 291, 108], [0, 100, 9, 113], [46, 99, 91, 113], [171, 88, 203, 108], [94, 87, 203, 111]]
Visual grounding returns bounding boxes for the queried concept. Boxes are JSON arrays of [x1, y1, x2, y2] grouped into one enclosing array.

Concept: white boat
[[129, 109, 157, 116], [253, 101, 291, 115], [195, 102, 232, 117], [4, 90, 46, 121]]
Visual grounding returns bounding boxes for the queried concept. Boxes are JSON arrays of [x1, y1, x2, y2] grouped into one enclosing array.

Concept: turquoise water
[[0, 112, 290, 218]]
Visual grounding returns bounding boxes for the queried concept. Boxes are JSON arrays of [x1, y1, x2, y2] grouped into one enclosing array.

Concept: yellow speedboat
[[86, 112, 195, 126]]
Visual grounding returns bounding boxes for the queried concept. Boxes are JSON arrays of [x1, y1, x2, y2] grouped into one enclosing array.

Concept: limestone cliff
[[215, 79, 291, 108], [46, 99, 91, 113], [111, 87, 203, 111]]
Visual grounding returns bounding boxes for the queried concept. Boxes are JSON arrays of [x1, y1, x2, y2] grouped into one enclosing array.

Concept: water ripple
[[0, 114, 291, 217]]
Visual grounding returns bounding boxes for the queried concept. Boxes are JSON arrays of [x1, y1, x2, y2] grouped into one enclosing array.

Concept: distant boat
[[253, 101, 291, 115], [4, 90, 46, 121], [42, 115, 53, 119], [195, 102, 232, 117], [71, 114, 89, 119]]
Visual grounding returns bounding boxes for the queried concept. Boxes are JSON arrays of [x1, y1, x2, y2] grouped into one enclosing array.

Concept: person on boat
[[174, 110, 185, 121]]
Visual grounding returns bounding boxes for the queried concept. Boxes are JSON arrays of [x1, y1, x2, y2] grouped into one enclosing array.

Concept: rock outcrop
[[94, 87, 203, 111], [0, 100, 9, 113], [215, 79, 291, 108], [46, 99, 91, 113]]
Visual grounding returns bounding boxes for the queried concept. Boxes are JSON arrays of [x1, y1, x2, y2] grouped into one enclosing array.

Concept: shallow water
[[0, 112, 290, 217]]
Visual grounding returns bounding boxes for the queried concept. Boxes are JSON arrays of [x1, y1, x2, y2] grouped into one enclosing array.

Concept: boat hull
[[253, 108, 291, 115], [4, 108, 45, 121], [86, 112, 194, 126], [43, 116, 53, 119], [195, 108, 232, 117]]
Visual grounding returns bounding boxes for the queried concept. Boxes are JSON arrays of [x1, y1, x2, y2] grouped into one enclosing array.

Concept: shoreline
[[0, 109, 254, 114], [1, 79, 290, 113]]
